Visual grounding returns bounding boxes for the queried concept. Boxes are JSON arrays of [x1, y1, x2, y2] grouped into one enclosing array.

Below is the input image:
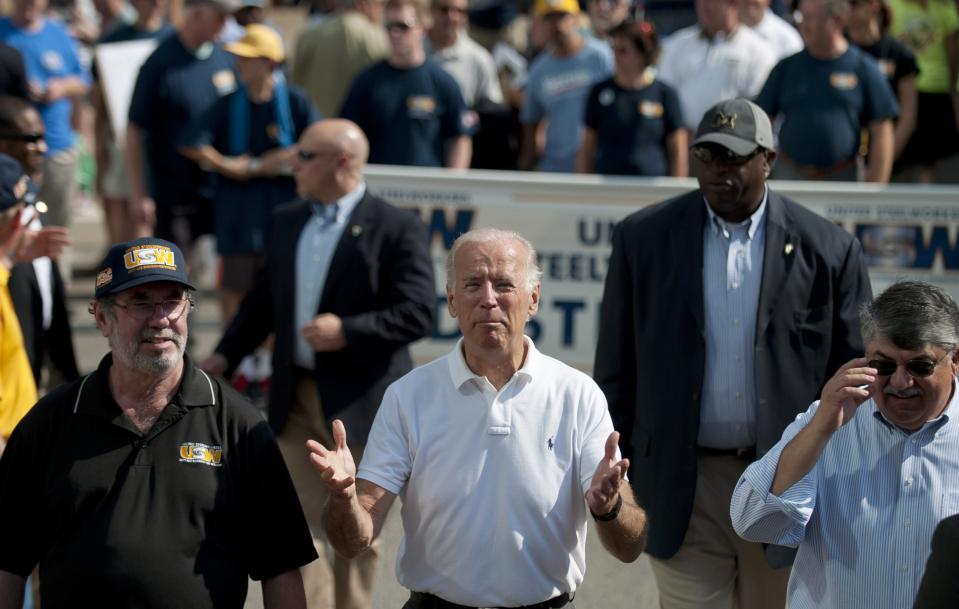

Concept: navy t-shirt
[[756, 46, 899, 167], [182, 84, 320, 255], [584, 77, 684, 176], [339, 59, 471, 167], [128, 36, 236, 204], [856, 34, 919, 95]]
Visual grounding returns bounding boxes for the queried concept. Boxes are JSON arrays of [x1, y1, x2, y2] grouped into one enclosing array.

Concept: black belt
[[408, 591, 571, 609], [697, 445, 756, 460]]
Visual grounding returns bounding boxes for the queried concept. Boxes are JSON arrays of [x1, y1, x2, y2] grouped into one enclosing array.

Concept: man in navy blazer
[[202, 119, 435, 609], [594, 98, 872, 609]]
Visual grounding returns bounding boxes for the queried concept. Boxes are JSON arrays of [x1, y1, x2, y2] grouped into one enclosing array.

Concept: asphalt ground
[[63, 205, 661, 608]]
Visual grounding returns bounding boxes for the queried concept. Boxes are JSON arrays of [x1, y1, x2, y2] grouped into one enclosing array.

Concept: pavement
[[62, 205, 660, 608]]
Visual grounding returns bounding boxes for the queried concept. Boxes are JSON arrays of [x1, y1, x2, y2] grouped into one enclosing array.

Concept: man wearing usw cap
[[594, 98, 872, 609], [0, 236, 318, 608]]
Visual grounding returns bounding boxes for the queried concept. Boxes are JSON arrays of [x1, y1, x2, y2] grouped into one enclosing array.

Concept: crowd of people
[[0, 0, 959, 608]]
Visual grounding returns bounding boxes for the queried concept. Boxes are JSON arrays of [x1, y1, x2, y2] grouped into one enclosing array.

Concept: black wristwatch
[[590, 493, 623, 522]]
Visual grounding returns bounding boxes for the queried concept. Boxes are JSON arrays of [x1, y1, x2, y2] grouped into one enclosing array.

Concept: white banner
[[364, 165, 959, 369]]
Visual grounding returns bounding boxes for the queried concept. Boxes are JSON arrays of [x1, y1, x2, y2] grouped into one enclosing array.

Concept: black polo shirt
[[0, 354, 317, 609]]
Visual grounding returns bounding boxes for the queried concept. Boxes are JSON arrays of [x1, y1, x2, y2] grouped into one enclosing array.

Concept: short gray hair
[[860, 280, 959, 351], [445, 228, 542, 291]]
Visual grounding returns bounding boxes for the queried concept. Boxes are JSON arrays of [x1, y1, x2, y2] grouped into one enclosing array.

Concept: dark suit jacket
[[215, 191, 435, 444], [8, 260, 79, 385], [914, 514, 959, 609], [594, 189, 872, 559]]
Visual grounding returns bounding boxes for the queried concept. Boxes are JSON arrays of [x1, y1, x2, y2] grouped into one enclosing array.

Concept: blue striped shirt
[[699, 191, 767, 448], [730, 381, 959, 609]]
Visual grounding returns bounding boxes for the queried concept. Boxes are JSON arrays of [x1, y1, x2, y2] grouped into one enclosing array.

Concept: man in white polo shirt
[[308, 228, 648, 609]]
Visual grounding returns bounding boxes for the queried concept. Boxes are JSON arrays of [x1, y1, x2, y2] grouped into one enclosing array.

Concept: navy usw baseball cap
[[0, 153, 36, 212], [94, 237, 196, 299]]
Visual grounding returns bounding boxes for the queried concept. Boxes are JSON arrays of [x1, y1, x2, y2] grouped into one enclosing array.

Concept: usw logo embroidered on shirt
[[179, 442, 224, 467]]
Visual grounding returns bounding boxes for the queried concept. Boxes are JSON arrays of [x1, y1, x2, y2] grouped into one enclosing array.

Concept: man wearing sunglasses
[[595, 97, 872, 609], [732, 280, 959, 609], [0, 235, 318, 608]]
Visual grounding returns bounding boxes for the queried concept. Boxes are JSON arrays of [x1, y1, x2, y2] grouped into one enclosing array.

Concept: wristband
[[590, 493, 623, 522]]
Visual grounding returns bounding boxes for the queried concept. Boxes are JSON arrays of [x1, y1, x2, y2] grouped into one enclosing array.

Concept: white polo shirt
[[357, 336, 615, 607], [657, 24, 776, 130]]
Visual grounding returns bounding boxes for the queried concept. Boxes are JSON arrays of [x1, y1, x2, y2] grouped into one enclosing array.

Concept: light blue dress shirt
[[293, 183, 365, 369], [699, 190, 767, 448], [730, 381, 959, 609]]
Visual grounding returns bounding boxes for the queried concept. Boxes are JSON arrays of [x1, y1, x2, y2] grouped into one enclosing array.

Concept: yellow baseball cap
[[225, 24, 285, 63], [534, 0, 581, 16]]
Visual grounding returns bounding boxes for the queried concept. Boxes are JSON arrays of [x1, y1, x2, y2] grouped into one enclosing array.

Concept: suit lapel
[[757, 192, 798, 340], [671, 195, 706, 338], [318, 192, 373, 311]]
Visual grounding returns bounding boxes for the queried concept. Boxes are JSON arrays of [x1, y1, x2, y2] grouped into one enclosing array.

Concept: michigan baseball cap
[[95, 237, 196, 299], [0, 154, 35, 212], [225, 24, 284, 63], [534, 0, 581, 16], [693, 98, 774, 156]]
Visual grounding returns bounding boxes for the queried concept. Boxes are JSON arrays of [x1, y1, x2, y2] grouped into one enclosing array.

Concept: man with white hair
[[309, 227, 649, 609], [0, 236, 318, 608]]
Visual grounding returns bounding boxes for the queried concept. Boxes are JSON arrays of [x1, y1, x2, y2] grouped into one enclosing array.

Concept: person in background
[[0, 95, 77, 390], [846, 0, 919, 162], [519, 0, 613, 171], [656, 0, 775, 133], [577, 19, 687, 176], [181, 23, 319, 327], [757, 0, 898, 182], [589, 0, 634, 40], [340, 0, 472, 168], [914, 514, 959, 609], [886, 0, 959, 183], [0, 0, 91, 279], [291, 0, 387, 119], [739, 0, 804, 60]]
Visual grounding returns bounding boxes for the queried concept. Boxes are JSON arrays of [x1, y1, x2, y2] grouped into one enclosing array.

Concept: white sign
[[363, 165, 959, 369], [95, 39, 159, 142]]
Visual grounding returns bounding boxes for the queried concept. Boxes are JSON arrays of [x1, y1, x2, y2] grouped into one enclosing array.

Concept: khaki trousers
[[277, 376, 381, 609], [649, 454, 790, 609]]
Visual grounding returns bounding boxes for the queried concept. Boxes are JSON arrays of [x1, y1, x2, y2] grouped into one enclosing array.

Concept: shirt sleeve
[[729, 400, 822, 548], [754, 60, 783, 118], [860, 53, 900, 123], [128, 54, 161, 130], [661, 81, 685, 134], [437, 68, 473, 138], [583, 83, 601, 131], [518, 60, 544, 125], [356, 385, 412, 495], [0, 406, 46, 577]]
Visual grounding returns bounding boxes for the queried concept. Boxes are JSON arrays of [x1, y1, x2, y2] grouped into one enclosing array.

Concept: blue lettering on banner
[[856, 224, 959, 271], [577, 219, 618, 246], [553, 300, 586, 347]]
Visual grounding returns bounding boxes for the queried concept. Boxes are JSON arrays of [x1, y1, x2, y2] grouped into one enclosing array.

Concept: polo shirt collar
[[74, 353, 216, 419], [448, 335, 539, 390]]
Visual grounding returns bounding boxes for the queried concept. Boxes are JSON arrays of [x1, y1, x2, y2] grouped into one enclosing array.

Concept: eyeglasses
[[692, 145, 761, 166], [297, 149, 342, 162], [113, 297, 192, 321], [868, 353, 952, 378], [385, 20, 417, 32], [0, 132, 44, 143]]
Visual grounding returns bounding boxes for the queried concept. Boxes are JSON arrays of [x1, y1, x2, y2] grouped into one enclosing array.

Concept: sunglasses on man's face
[[692, 145, 761, 166], [868, 357, 944, 378], [385, 20, 417, 32], [0, 132, 44, 143]]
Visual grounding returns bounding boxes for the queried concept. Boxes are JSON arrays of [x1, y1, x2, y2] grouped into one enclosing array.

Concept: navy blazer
[[215, 191, 435, 445], [594, 189, 872, 559]]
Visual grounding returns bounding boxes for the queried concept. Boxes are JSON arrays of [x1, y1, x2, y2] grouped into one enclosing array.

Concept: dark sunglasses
[[297, 149, 339, 162], [385, 20, 416, 32], [0, 132, 44, 143], [692, 145, 761, 166], [868, 357, 945, 378]]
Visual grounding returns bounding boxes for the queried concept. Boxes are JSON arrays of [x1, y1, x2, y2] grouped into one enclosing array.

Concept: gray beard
[[110, 327, 186, 375]]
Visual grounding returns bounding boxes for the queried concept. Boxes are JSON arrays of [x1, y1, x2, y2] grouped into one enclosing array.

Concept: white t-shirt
[[658, 24, 777, 130], [357, 336, 615, 606], [749, 9, 804, 61]]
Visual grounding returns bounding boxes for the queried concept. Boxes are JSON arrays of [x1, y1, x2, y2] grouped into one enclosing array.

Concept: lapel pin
[[784, 243, 794, 255], [351, 225, 362, 237]]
